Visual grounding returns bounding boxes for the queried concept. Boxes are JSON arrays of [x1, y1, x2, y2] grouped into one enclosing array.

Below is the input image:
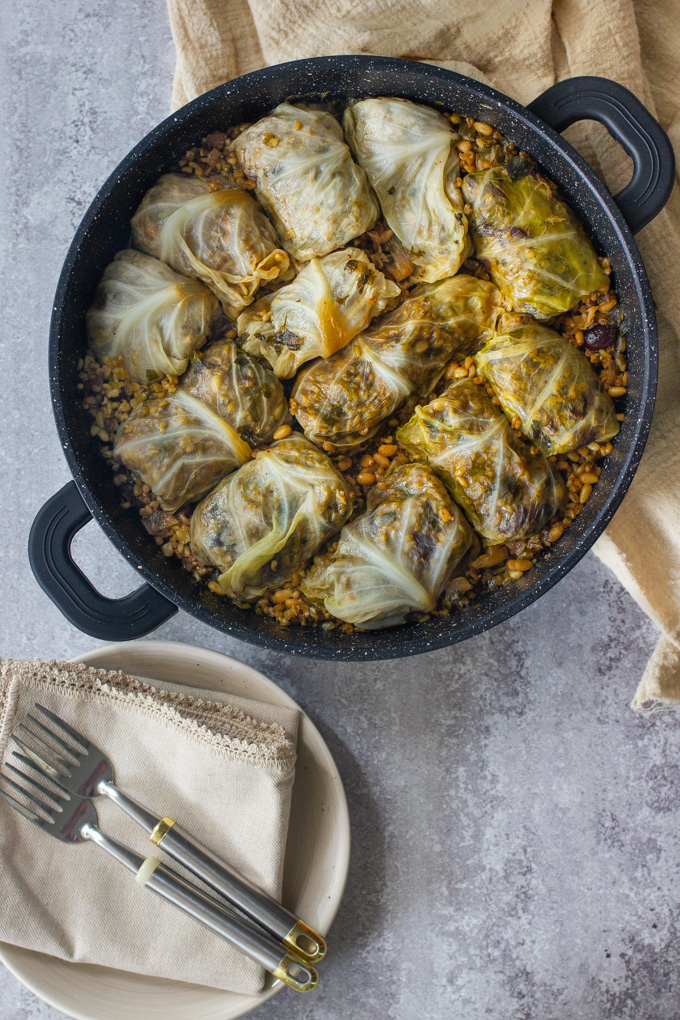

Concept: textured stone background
[[1, 1, 680, 1018]]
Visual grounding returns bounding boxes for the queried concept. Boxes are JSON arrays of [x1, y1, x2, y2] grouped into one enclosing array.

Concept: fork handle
[[82, 822, 317, 992], [99, 780, 325, 964]]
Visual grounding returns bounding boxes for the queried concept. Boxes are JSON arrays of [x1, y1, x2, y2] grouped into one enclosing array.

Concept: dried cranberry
[[584, 323, 617, 351], [203, 131, 227, 150]]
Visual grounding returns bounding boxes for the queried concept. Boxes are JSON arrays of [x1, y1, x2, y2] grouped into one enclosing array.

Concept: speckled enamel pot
[[29, 56, 675, 659]]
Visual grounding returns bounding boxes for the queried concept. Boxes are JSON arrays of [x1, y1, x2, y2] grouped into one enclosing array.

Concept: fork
[[11, 704, 325, 965], [0, 764, 317, 993]]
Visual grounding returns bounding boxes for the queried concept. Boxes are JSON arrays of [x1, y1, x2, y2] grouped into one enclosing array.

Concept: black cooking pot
[[29, 56, 675, 659]]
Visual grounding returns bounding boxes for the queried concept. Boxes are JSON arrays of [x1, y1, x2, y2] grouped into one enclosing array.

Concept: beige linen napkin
[[167, 0, 680, 710], [0, 658, 299, 994]]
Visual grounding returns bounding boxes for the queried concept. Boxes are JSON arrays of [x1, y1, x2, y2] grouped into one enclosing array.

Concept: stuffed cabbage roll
[[302, 462, 476, 628], [462, 156, 609, 319], [180, 339, 291, 445], [131, 174, 289, 315], [237, 247, 400, 378], [292, 276, 503, 449], [190, 433, 353, 600], [475, 321, 619, 455], [233, 104, 379, 261], [344, 97, 471, 283], [86, 249, 217, 383], [113, 391, 251, 512], [397, 379, 566, 543]]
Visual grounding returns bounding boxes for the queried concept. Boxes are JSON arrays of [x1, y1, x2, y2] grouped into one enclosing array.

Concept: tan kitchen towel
[[0, 658, 299, 993], [167, 0, 680, 711]]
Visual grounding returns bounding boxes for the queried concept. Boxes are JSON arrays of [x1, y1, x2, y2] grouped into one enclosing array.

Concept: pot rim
[[48, 55, 658, 659]]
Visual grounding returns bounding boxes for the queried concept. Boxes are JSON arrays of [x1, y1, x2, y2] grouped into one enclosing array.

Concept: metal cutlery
[[0, 763, 317, 993], [11, 703, 325, 964]]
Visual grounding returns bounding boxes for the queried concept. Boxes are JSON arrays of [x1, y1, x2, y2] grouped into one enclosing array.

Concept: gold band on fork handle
[[149, 816, 176, 845]]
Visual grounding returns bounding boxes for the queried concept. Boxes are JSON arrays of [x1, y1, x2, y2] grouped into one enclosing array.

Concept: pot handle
[[528, 76, 675, 233], [28, 481, 177, 641]]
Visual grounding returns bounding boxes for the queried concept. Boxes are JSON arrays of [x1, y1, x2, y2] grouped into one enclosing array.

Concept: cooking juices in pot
[[79, 98, 627, 633]]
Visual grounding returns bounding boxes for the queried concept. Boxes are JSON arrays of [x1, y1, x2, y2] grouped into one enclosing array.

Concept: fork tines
[[8, 703, 88, 779], [0, 760, 70, 827], [33, 704, 90, 753]]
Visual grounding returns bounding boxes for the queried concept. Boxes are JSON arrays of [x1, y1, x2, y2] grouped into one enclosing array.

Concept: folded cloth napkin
[[0, 658, 299, 994], [167, 0, 680, 710]]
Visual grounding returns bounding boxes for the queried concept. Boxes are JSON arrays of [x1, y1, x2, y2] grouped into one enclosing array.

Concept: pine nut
[[579, 483, 592, 503], [507, 559, 533, 572], [356, 471, 376, 485], [474, 121, 494, 135], [273, 424, 292, 440], [473, 545, 508, 569], [378, 444, 397, 457]]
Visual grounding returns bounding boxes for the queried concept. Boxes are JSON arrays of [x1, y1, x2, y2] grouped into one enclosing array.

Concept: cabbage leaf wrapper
[[86, 250, 218, 383], [114, 390, 251, 512], [302, 462, 476, 628], [180, 339, 291, 446], [233, 104, 379, 261], [344, 97, 471, 283], [462, 157, 609, 319], [475, 322, 619, 455], [238, 247, 400, 378], [397, 379, 566, 543], [292, 276, 503, 450], [131, 174, 289, 315], [190, 433, 354, 600]]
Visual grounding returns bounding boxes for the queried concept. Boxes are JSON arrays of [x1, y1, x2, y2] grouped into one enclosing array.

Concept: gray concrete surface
[[1, 2, 679, 1018]]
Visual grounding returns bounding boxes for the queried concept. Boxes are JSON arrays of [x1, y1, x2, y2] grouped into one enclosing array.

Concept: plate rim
[[0, 640, 351, 1020]]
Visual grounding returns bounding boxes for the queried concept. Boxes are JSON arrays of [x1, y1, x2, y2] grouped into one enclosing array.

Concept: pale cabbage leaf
[[181, 339, 291, 446], [475, 321, 619, 455], [86, 249, 217, 383], [114, 390, 251, 512], [131, 174, 289, 315], [233, 104, 379, 261], [238, 247, 400, 378], [462, 157, 609, 319], [397, 379, 566, 543], [292, 275, 503, 449], [190, 433, 353, 599], [302, 463, 476, 628], [343, 97, 471, 282]]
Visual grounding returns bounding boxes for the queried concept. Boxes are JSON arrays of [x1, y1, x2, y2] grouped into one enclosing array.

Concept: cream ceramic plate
[[0, 641, 350, 1020]]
